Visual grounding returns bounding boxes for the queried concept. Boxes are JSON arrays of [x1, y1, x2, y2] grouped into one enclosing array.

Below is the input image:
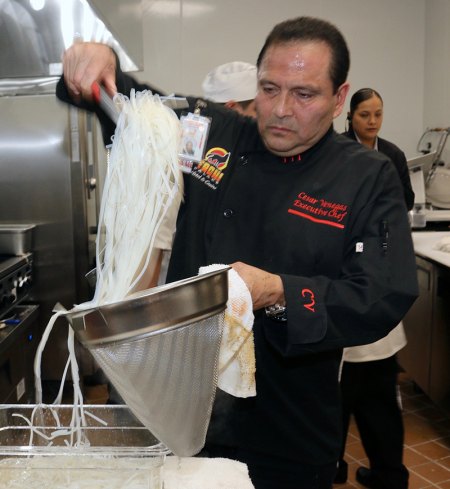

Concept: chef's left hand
[[231, 262, 285, 311]]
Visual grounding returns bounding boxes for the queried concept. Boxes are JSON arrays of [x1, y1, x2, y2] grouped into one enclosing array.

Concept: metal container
[[65, 267, 229, 456], [0, 403, 169, 489], [67, 266, 230, 346], [0, 224, 35, 255]]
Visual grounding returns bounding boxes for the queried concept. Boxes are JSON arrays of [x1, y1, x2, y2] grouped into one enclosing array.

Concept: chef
[[56, 16, 418, 489]]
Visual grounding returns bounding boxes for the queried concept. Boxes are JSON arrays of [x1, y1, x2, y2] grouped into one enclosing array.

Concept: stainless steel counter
[[399, 238, 450, 411]]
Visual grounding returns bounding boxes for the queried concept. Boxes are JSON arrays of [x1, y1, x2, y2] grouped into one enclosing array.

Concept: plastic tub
[[0, 403, 169, 488]]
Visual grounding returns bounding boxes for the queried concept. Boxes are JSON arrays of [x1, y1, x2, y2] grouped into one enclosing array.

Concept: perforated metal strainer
[[66, 267, 229, 457]]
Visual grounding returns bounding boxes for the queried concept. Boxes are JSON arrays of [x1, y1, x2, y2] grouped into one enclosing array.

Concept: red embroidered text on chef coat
[[301, 288, 316, 312], [288, 191, 348, 229]]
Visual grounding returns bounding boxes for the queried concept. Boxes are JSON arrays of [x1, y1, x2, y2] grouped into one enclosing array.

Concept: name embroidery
[[301, 288, 316, 312], [288, 191, 348, 229]]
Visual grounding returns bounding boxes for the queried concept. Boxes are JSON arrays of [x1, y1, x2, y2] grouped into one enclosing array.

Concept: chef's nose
[[273, 92, 293, 118]]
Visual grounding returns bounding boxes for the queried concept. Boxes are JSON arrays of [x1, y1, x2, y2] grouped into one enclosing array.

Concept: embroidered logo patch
[[191, 147, 231, 190], [288, 191, 348, 229]]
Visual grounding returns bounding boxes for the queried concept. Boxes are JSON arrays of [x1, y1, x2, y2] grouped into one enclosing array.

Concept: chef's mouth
[[267, 125, 294, 134]]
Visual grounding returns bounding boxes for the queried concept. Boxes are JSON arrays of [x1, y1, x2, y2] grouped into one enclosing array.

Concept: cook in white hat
[[202, 61, 257, 118]]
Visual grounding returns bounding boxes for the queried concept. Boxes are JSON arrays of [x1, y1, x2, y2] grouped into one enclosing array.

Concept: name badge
[[179, 112, 211, 172]]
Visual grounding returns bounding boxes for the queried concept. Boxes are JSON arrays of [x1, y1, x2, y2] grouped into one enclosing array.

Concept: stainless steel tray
[[0, 224, 35, 255]]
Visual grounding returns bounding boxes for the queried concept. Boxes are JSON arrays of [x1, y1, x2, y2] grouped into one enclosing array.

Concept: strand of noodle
[[67, 326, 87, 447], [128, 196, 168, 291], [34, 310, 67, 404], [12, 413, 73, 442], [92, 90, 182, 304], [97, 137, 170, 296], [26, 89, 182, 457], [70, 90, 181, 306], [53, 354, 71, 405], [42, 404, 62, 428], [84, 409, 108, 426], [12, 403, 105, 451]]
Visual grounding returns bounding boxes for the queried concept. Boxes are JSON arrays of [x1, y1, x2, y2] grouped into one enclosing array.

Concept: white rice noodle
[[31, 90, 183, 448], [92, 89, 183, 305]]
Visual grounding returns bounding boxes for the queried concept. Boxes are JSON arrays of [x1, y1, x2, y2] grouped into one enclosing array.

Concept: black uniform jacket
[[57, 72, 419, 466], [343, 127, 415, 210]]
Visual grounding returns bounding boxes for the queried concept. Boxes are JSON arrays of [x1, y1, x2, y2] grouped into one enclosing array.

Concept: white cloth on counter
[[198, 264, 256, 397], [342, 321, 407, 362], [163, 456, 255, 489], [434, 235, 450, 253]]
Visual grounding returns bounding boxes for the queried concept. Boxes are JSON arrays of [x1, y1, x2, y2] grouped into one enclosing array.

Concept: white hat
[[202, 61, 257, 103]]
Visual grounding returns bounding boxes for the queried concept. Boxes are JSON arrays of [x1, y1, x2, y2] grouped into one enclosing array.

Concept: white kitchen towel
[[163, 456, 255, 489], [434, 235, 450, 253], [198, 264, 256, 397]]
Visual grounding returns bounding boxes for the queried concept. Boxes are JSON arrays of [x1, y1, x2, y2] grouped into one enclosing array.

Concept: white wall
[[132, 0, 430, 157], [424, 0, 450, 165]]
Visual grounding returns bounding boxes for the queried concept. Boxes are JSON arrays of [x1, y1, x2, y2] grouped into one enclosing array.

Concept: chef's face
[[255, 41, 349, 157], [350, 95, 383, 146]]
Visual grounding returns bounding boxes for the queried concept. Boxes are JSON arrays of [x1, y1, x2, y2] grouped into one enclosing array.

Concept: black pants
[[339, 355, 408, 489], [200, 444, 337, 489]]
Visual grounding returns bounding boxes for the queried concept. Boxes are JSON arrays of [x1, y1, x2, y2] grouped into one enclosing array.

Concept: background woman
[[343, 87, 414, 208], [336, 88, 414, 489]]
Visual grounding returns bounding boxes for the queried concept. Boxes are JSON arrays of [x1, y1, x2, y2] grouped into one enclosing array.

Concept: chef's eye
[[294, 90, 313, 100], [262, 85, 277, 95]]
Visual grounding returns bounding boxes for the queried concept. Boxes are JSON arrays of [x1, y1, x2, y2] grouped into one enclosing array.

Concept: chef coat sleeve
[[263, 162, 419, 357]]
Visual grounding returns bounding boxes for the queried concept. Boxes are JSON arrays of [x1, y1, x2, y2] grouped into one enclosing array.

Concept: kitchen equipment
[[0, 403, 168, 489], [0, 0, 142, 79], [0, 224, 35, 256], [0, 305, 39, 403], [92, 82, 189, 124], [426, 166, 450, 209], [409, 129, 450, 228], [0, 88, 100, 380], [415, 127, 450, 205], [0, 254, 33, 320], [0, 0, 145, 383], [417, 127, 450, 165], [66, 266, 229, 457]]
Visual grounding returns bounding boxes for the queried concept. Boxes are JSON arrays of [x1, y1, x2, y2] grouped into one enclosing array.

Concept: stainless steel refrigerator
[[0, 88, 101, 380], [0, 0, 142, 383]]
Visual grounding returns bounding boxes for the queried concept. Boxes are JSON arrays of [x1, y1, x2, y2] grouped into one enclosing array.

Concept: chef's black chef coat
[[56, 72, 418, 466]]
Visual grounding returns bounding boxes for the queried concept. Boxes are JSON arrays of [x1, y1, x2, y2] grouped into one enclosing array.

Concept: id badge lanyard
[[178, 101, 211, 173]]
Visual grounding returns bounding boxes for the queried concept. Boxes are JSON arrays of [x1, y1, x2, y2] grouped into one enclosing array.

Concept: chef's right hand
[[62, 41, 117, 102]]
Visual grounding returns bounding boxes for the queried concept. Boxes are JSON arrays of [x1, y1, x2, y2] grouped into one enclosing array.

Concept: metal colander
[[67, 267, 229, 457]]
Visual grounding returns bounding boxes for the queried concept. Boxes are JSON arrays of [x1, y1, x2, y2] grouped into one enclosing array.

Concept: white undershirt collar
[[355, 132, 379, 151]]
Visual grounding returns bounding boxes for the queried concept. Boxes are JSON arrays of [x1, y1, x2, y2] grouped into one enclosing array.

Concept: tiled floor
[[335, 374, 450, 488]]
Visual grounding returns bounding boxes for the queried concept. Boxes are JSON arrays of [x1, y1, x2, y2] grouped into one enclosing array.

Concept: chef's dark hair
[[347, 88, 383, 123], [256, 16, 350, 94]]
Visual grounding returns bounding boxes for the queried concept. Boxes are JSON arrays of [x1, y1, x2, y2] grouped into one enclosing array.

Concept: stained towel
[[198, 264, 256, 397]]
